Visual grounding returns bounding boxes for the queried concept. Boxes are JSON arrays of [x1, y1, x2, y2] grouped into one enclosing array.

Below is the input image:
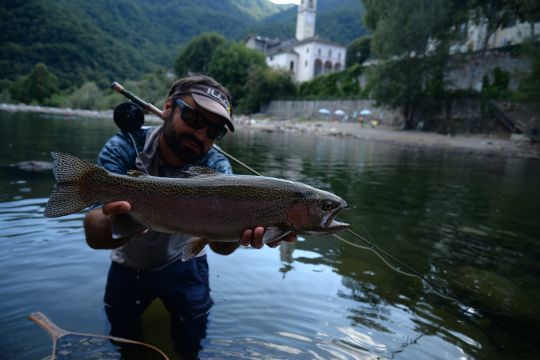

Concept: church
[[245, 0, 346, 83]]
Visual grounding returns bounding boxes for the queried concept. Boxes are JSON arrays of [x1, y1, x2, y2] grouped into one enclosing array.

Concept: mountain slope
[[0, 0, 155, 88], [1, 0, 364, 90]]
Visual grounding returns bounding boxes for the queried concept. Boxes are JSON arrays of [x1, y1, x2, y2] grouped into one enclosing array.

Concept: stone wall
[[446, 48, 530, 91]]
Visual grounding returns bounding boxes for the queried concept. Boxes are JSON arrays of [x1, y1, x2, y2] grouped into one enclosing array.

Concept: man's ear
[[163, 97, 173, 110], [162, 97, 174, 117]]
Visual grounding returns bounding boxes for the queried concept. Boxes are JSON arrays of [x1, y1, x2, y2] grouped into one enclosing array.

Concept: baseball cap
[[172, 84, 234, 132]]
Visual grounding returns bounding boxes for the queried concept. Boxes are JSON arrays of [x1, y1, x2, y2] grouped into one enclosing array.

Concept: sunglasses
[[173, 99, 228, 140]]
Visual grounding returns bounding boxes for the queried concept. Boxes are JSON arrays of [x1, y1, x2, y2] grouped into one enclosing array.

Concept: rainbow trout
[[45, 152, 349, 261]]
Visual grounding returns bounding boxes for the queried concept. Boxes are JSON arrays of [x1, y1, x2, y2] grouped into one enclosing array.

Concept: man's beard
[[162, 118, 206, 164]]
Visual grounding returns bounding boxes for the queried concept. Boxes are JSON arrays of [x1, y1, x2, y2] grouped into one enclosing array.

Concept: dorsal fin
[[127, 169, 147, 177], [181, 166, 222, 178]]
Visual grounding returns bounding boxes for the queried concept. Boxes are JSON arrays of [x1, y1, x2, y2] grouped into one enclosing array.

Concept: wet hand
[[240, 227, 297, 249]]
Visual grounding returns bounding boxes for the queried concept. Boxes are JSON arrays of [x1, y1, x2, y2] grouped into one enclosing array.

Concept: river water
[[0, 111, 539, 359]]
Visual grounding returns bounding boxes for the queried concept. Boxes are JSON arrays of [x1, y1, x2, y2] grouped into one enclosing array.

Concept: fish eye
[[322, 200, 337, 211]]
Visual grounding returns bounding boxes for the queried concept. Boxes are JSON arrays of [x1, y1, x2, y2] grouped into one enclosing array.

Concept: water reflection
[[1, 111, 539, 359]]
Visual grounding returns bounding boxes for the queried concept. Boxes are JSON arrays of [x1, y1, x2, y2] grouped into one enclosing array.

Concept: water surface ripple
[[0, 112, 539, 359]]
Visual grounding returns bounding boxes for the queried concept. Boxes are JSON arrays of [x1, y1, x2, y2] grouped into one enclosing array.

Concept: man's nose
[[192, 125, 209, 140]]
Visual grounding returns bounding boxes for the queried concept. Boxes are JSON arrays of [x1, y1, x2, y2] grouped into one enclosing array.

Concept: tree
[[346, 36, 371, 67], [174, 32, 226, 76], [515, 42, 540, 102], [242, 65, 296, 113], [10, 62, 59, 104], [207, 42, 266, 110], [467, 0, 521, 51], [516, 0, 540, 38], [62, 81, 102, 109], [363, 0, 459, 129]]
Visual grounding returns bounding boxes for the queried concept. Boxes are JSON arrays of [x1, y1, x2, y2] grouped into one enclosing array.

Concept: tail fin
[[44, 152, 107, 218]]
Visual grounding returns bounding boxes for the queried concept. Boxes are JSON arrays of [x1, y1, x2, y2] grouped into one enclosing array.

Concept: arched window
[[314, 59, 323, 76], [334, 63, 341, 71], [323, 60, 332, 74]]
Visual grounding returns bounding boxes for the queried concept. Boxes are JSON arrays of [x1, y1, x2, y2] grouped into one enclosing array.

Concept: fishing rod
[[111, 82, 162, 118], [109, 82, 528, 320]]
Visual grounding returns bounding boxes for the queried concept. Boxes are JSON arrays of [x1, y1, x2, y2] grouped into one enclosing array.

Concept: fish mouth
[[313, 204, 350, 233]]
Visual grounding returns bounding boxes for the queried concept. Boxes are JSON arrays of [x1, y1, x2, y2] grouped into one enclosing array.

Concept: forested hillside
[[1, 0, 364, 90], [0, 0, 289, 89]]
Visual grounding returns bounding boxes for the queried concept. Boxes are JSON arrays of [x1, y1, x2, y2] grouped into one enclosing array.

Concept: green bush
[[515, 43, 540, 102], [57, 68, 172, 110], [241, 66, 296, 113], [482, 66, 510, 99], [9, 63, 59, 104], [298, 64, 365, 99]]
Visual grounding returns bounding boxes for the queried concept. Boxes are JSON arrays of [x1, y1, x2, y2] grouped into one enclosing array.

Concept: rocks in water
[[14, 161, 53, 171]]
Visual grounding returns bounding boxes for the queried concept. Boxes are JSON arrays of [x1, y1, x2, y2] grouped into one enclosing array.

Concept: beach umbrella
[[360, 109, 372, 116], [334, 109, 346, 116], [318, 108, 331, 115]]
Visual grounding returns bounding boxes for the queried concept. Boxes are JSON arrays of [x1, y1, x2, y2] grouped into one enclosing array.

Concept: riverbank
[[2, 103, 538, 159], [235, 116, 540, 160]]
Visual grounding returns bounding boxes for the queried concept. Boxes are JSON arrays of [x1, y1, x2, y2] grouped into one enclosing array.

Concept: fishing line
[[128, 132, 149, 175], [333, 232, 468, 305], [212, 146, 263, 176], [218, 146, 529, 320], [337, 229, 531, 319]]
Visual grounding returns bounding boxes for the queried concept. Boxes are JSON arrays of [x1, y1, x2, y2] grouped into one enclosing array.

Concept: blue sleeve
[[198, 147, 233, 175], [97, 130, 144, 175]]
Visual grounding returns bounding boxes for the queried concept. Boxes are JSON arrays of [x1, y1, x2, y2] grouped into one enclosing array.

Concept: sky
[[268, 0, 300, 4]]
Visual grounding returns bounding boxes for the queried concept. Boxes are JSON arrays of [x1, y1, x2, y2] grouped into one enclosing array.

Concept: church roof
[[294, 36, 346, 49], [265, 36, 345, 56]]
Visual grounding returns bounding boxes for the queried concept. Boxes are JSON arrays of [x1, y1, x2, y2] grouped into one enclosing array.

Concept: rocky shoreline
[[2, 103, 539, 160], [235, 116, 540, 160]]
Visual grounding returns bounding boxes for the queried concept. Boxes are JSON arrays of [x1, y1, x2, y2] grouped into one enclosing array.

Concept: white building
[[245, 0, 346, 83], [452, 19, 540, 53]]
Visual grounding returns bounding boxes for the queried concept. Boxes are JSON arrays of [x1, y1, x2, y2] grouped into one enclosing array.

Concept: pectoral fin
[[110, 213, 149, 239], [261, 227, 292, 244], [182, 237, 210, 261]]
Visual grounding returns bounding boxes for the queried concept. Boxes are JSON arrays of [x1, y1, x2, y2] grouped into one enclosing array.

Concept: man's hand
[[84, 201, 133, 249], [240, 227, 297, 249]]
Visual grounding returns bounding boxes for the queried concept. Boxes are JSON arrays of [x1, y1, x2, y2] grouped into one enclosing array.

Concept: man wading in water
[[84, 75, 296, 359]]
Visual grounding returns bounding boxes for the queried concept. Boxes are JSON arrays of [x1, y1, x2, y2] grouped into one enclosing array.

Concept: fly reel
[[113, 101, 145, 132]]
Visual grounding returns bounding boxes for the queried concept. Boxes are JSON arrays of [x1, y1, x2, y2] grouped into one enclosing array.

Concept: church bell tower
[[295, 0, 316, 41]]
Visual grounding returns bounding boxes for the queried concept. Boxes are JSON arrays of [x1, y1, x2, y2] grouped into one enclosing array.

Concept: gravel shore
[[235, 116, 540, 160]]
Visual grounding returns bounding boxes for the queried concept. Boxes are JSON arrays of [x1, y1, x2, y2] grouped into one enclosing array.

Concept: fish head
[[287, 189, 349, 234]]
